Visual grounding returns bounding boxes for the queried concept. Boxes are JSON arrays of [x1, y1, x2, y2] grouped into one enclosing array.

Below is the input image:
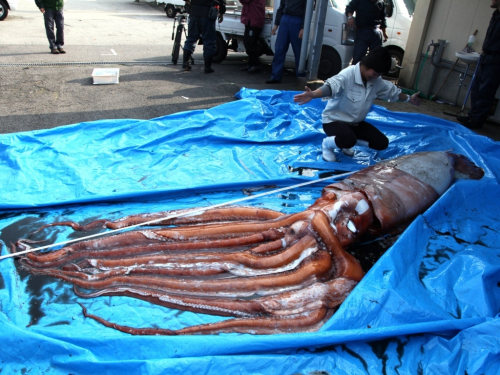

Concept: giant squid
[[15, 151, 484, 335]]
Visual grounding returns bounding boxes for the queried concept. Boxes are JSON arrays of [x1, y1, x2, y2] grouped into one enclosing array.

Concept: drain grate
[[0, 61, 172, 67]]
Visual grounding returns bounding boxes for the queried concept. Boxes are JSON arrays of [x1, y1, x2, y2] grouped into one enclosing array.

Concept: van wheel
[[386, 48, 404, 78], [318, 47, 341, 80], [165, 4, 177, 18], [0, 0, 9, 21], [212, 33, 228, 63]]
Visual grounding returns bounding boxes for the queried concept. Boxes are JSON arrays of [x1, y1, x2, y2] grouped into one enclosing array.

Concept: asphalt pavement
[[1, 0, 499, 141], [0, 0, 304, 134]]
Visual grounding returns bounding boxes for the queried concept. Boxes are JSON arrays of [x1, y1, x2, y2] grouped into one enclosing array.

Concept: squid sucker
[[16, 151, 484, 335]]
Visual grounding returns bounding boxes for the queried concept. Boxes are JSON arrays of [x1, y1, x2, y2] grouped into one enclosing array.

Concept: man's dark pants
[[243, 24, 263, 68], [270, 14, 303, 81], [352, 27, 382, 65], [183, 16, 216, 57], [468, 55, 500, 125], [43, 9, 64, 50]]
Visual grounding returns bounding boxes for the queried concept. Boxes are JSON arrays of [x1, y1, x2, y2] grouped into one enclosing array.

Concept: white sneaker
[[322, 139, 337, 162], [342, 148, 355, 156]]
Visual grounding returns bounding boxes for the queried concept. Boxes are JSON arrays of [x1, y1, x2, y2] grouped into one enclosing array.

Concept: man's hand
[[293, 86, 314, 105], [399, 91, 421, 106], [347, 17, 355, 29], [271, 25, 278, 35], [382, 30, 389, 43], [410, 91, 421, 106], [298, 28, 303, 39], [39, 7, 45, 13], [218, 14, 224, 22]]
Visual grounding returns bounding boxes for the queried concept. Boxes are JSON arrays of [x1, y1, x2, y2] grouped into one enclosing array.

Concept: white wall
[[425, 0, 490, 60], [400, 0, 496, 107]]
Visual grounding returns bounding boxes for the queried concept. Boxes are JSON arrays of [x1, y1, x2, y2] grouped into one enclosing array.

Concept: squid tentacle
[[22, 250, 334, 297], [88, 234, 316, 271], [21, 229, 289, 268], [30, 207, 285, 235], [78, 303, 332, 335], [107, 206, 286, 228], [74, 277, 357, 317], [24, 211, 313, 264]]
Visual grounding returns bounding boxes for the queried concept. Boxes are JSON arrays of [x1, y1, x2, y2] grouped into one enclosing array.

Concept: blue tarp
[[1, 88, 499, 374]]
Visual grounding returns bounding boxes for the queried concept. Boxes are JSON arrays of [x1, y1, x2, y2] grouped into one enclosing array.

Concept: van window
[[334, 0, 417, 17], [402, 0, 416, 16], [386, 0, 416, 17], [332, 0, 349, 11]]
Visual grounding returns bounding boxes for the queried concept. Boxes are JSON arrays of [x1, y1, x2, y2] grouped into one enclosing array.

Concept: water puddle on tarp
[[0, 211, 108, 327]]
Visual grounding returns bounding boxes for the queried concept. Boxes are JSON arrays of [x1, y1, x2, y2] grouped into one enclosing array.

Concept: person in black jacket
[[182, 0, 226, 73], [345, 0, 388, 65], [457, 0, 500, 129]]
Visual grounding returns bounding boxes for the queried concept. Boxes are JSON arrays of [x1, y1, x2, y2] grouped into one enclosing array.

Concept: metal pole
[[461, 61, 479, 111], [305, 0, 328, 80], [453, 63, 470, 107], [297, 0, 315, 75]]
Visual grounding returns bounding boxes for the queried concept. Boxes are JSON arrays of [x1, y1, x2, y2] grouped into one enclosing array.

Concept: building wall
[[400, 0, 495, 109]]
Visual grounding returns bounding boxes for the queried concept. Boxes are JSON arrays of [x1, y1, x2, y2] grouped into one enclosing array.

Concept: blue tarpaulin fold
[[1, 88, 499, 374]]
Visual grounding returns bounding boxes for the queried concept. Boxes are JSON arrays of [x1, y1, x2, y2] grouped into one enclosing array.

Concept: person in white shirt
[[293, 47, 420, 162]]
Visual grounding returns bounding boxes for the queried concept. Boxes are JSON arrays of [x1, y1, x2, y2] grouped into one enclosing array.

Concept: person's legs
[[288, 15, 303, 77], [183, 16, 202, 54], [43, 9, 57, 51], [351, 28, 370, 65], [467, 61, 500, 127], [367, 28, 382, 52], [182, 17, 201, 70], [200, 17, 216, 73], [54, 9, 64, 49], [241, 24, 252, 70], [351, 121, 389, 150], [245, 26, 263, 69], [322, 122, 357, 161], [200, 17, 216, 58], [269, 15, 291, 82], [323, 121, 358, 148]]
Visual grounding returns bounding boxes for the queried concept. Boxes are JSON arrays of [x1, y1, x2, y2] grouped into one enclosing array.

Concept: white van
[[383, 0, 415, 76], [215, 0, 414, 79]]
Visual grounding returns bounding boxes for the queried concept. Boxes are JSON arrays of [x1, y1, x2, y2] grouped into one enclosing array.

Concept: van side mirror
[[342, 23, 355, 45]]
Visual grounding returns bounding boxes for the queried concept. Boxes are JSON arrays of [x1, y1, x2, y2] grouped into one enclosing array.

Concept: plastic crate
[[92, 68, 120, 85]]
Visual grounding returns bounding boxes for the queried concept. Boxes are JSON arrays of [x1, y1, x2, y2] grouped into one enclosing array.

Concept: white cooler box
[[92, 68, 120, 85]]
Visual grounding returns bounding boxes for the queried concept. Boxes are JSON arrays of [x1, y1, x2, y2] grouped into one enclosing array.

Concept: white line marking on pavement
[[101, 49, 117, 56]]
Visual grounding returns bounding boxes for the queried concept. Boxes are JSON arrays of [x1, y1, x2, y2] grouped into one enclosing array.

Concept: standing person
[[457, 0, 500, 129], [265, 0, 307, 84], [182, 0, 226, 73], [346, 0, 388, 65], [293, 47, 420, 162], [239, 0, 266, 74], [35, 0, 65, 54]]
